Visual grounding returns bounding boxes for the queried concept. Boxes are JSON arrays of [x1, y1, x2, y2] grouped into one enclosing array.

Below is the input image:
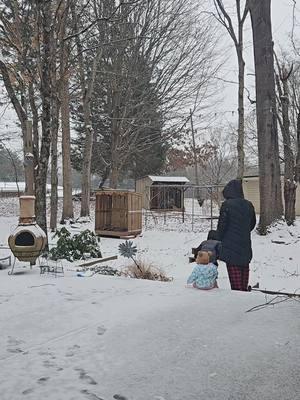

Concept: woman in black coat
[[217, 179, 256, 291]]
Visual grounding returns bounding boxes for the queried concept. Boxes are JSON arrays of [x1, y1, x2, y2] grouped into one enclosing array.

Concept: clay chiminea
[[8, 195, 47, 265]]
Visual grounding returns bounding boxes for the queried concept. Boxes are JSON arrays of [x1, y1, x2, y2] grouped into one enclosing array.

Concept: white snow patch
[[0, 199, 299, 399]]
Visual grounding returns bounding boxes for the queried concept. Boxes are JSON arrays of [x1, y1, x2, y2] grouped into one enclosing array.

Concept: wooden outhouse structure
[[95, 190, 142, 237], [136, 175, 190, 210], [243, 167, 300, 215]]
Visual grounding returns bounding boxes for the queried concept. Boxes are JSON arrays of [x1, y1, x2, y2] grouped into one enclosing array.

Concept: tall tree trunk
[[50, 135, 58, 231], [214, 0, 248, 179], [237, 52, 245, 178], [190, 109, 202, 205], [249, 0, 283, 233], [50, 12, 60, 232], [80, 122, 93, 216], [28, 82, 40, 183], [295, 112, 300, 183], [110, 85, 121, 190], [280, 71, 296, 225], [36, 0, 52, 235], [24, 121, 35, 195], [59, 0, 74, 222], [71, 2, 102, 217], [50, 97, 60, 231], [61, 73, 74, 221], [110, 167, 119, 189]]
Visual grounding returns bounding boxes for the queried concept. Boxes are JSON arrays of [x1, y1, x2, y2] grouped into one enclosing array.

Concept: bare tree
[[248, 0, 283, 233], [274, 57, 296, 225], [288, 63, 300, 184], [214, 0, 248, 179], [70, 0, 109, 217], [0, 1, 67, 234], [100, 0, 220, 187], [0, 1, 38, 195], [59, 0, 74, 222]]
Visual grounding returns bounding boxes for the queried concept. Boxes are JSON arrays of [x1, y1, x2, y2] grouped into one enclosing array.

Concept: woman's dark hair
[[207, 230, 219, 240]]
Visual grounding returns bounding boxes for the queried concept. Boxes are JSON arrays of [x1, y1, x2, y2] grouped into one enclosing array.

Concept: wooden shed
[[95, 190, 142, 237], [136, 175, 189, 210], [243, 168, 300, 215]]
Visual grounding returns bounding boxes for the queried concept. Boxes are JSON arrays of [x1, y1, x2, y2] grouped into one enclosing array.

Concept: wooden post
[[182, 187, 185, 223], [24, 121, 34, 196], [190, 109, 199, 190], [191, 186, 194, 231], [210, 187, 213, 231]]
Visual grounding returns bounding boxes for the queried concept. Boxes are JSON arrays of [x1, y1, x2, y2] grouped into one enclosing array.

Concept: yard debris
[[77, 265, 121, 277], [248, 286, 300, 297], [77, 255, 117, 268], [246, 286, 300, 313], [122, 260, 172, 282]]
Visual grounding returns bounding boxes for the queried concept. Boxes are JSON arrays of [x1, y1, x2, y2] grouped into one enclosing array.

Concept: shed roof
[[146, 175, 190, 183]]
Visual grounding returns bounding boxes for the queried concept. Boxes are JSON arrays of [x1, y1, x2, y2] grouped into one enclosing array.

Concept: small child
[[187, 251, 218, 290], [189, 230, 222, 266]]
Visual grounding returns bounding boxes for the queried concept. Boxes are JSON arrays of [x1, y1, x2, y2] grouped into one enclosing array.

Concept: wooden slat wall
[[128, 192, 142, 232], [95, 191, 142, 236], [111, 193, 127, 231]]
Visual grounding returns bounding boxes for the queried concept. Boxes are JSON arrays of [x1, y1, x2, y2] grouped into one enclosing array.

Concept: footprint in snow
[[7, 336, 24, 354], [80, 389, 104, 400], [43, 359, 56, 368], [22, 388, 34, 395], [97, 326, 106, 336], [66, 344, 80, 357], [75, 368, 98, 385], [37, 376, 50, 384]]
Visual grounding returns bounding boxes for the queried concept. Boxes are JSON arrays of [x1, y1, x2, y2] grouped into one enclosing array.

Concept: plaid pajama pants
[[226, 265, 249, 291]]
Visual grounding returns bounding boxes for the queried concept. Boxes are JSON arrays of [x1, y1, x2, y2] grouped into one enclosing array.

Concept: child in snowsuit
[[187, 251, 218, 290], [189, 230, 222, 266]]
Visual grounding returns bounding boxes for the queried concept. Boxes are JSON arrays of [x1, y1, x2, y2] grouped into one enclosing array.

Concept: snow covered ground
[[0, 198, 300, 400]]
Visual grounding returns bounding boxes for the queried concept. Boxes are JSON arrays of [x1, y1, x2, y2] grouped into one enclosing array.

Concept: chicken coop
[[95, 190, 142, 237], [136, 175, 190, 211]]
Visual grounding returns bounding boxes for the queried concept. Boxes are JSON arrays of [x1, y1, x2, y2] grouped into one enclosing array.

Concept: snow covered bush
[[49, 227, 102, 262]]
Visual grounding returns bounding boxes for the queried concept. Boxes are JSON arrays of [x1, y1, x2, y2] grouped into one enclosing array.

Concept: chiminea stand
[[8, 256, 17, 275]]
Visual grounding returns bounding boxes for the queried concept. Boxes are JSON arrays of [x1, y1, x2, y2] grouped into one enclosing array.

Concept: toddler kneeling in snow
[[186, 251, 218, 290]]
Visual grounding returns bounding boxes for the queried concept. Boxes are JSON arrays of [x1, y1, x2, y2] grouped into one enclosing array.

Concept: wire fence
[[143, 184, 224, 232]]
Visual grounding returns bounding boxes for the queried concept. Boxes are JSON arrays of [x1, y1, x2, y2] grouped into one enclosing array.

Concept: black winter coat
[[217, 180, 256, 267]]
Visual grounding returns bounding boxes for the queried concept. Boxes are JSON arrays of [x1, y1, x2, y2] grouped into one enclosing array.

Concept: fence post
[[191, 186, 194, 231], [210, 187, 213, 231]]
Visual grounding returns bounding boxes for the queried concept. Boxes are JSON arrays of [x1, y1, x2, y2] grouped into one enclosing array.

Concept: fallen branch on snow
[[246, 287, 300, 313]]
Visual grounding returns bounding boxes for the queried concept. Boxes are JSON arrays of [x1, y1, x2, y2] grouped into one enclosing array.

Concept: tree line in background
[[214, 0, 300, 232], [1, 0, 300, 236], [0, 0, 219, 235]]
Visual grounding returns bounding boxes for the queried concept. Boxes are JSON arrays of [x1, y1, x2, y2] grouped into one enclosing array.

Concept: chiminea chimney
[[19, 195, 36, 224]]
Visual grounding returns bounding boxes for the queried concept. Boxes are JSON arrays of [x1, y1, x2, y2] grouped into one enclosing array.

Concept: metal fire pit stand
[[8, 257, 35, 275], [8, 257, 16, 275]]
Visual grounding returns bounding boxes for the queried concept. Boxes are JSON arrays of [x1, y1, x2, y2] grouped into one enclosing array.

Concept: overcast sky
[[209, 0, 300, 123]]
